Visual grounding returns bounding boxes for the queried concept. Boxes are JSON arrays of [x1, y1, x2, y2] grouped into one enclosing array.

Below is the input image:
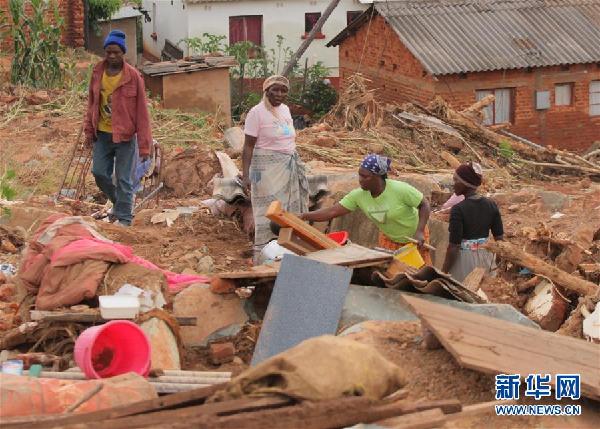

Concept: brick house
[[327, 0, 600, 152], [0, 0, 84, 50]]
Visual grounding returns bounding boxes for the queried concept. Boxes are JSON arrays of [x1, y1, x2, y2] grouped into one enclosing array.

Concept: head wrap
[[361, 154, 391, 176], [263, 75, 290, 92], [454, 162, 483, 188], [262, 75, 290, 119], [104, 30, 127, 53]]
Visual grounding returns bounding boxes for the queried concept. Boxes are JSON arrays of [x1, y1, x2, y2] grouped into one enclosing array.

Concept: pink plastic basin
[[327, 231, 349, 245], [74, 320, 151, 379]]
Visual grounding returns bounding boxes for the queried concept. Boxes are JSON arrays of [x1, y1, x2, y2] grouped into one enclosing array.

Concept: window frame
[[475, 88, 515, 125], [555, 82, 574, 107], [347, 10, 363, 26], [228, 15, 263, 46], [590, 81, 600, 116], [303, 12, 325, 39]]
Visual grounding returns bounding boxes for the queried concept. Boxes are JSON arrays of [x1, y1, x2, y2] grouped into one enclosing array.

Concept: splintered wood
[[400, 294, 600, 401]]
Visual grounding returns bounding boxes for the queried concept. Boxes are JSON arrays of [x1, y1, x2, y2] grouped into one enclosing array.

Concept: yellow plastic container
[[393, 243, 425, 268]]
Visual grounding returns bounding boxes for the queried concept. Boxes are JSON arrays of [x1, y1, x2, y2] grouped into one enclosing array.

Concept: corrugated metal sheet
[[370, 0, 600, 75]]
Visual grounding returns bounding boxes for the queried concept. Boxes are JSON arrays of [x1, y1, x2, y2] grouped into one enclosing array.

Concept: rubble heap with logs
[[0, 73, 599, 428]]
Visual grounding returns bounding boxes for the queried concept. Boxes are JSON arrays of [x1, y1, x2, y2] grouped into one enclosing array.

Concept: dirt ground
[[346, 321, 600, 429]]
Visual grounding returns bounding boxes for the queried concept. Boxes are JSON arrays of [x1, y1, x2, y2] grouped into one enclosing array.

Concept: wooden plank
[[0, 383, 228, 429], [266, 201, 341, 250], [277, 228, 316, 255], [58, 396, 292, 429], [400, 294, 600, 401], [30, 310, 197, 326], [305, 243, 392, 267], [372, 408, 447, 429], [206, 398, 449, 429], [215, 263, 280, 280], [462, 267, 486, 292]]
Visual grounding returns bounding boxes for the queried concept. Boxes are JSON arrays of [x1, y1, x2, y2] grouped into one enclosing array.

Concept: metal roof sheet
[[331, 0, 600, 75]]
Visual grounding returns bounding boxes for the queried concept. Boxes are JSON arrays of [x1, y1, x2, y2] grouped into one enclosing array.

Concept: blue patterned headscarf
[[361, 154, 391, 176]]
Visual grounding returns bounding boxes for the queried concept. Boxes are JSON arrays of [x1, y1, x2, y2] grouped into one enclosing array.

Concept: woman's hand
[[413, 230, 425, 248], [238, 174, 251, 194]]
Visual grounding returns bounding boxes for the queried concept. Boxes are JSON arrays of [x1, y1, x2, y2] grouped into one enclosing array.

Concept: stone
[[26, 90, 50, 105], [232, 356, 244, 365], [1, 240, 17, 254], [508, 204, 519, 212], [210, 277, 236, 295], [312, 135, 339, 148], [539, 190, 571, 212], [39, 147, 53, 158], [173, 284, 248, 347], [24, 159, 41, 169], [196, 255, 215, 274], [0, 272, 6, 285], [367, 142, 385, 154], [395, 173, 442, 200], [209, 342, 235, 365], [224, 127, 244, 155], [140, 318, 181, 370]]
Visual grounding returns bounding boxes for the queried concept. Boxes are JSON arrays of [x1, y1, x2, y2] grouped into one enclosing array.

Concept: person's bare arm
[[241, 135, 256, 191], [300, 203, 350, 222], [413, 198, 431, 246]]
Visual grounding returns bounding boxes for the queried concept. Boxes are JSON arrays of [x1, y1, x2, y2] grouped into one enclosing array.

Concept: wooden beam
[[30, 310, 197, 326], [266, 201, 340, 250], [277, 228, 317, 255], [485, 241, 598, 296], [399, 294, 600, 401], [0, 383, 227, 429]]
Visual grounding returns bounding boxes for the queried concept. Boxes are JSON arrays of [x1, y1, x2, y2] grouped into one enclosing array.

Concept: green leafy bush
[[0, 169, 16, 216], [9, 0, 63, 88], [88, 0, 122, 35]]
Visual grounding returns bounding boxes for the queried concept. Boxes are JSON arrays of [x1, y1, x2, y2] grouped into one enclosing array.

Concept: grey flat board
[[251, 254, 352, 365], [338, 286, 539, 333]]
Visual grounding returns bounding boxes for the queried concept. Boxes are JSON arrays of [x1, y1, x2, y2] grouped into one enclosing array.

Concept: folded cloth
[[213, 174, 329, 204]]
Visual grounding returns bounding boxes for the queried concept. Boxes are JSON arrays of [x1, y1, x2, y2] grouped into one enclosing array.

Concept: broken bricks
[[209, 342, 235, 365]]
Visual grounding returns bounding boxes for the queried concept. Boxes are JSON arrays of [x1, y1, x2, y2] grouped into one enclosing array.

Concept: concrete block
[[140, 318, 180, 370], [338, 287, 540, 334], [173, 284, 248, 347]]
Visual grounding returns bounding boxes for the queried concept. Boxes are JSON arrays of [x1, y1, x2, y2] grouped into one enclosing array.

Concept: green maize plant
[[9, 0, 64, 88]]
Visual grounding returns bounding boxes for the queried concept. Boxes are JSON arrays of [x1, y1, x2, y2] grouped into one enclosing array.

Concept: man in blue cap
[[84, 30, 153, 227]]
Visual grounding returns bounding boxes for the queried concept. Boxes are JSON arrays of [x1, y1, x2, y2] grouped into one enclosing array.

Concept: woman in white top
[[241, 75, 309, 259]]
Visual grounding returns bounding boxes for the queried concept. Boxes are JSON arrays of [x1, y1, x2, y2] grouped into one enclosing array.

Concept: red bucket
[[327, 231, 349, 245], [74, 320, 151, 379]]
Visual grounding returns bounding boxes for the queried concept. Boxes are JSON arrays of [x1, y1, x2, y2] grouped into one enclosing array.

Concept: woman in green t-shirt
[[300, 154, 431, 264]]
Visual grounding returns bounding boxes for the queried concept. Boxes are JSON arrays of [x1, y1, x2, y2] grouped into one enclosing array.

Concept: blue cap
[[104, 30, 127, 53]]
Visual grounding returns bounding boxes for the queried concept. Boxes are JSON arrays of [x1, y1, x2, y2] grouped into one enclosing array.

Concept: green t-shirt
[[339, 180, 423, 243]]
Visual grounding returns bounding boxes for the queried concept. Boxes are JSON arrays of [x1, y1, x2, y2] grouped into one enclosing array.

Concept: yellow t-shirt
[[98, 71, 122, 133]]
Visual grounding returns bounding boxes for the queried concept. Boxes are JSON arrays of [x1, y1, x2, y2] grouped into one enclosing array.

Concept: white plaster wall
[[142, 0, 189, 60], [185, 0, 368, 76]]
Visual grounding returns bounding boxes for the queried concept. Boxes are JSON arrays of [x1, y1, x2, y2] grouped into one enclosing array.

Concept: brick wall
[[338, 15, 436, 106], [337, 14, 600, 152], [436, 65, 600, 152], [0, 0, 84, 50]]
